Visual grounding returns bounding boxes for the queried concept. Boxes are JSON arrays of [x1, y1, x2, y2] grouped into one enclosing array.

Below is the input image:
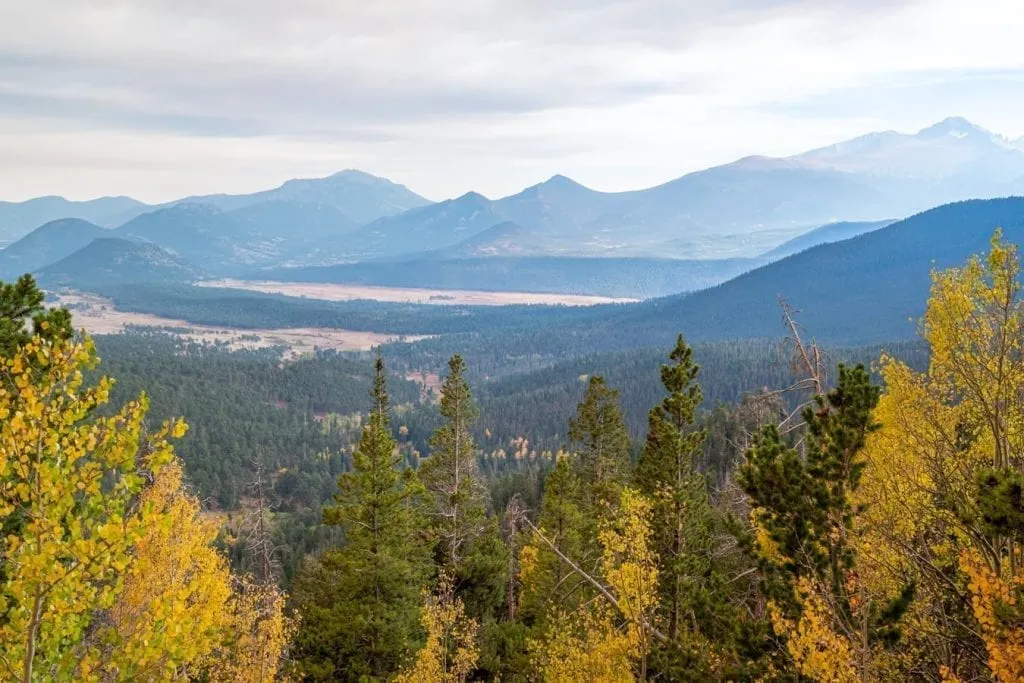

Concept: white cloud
[[0, 0, 1023, 201]]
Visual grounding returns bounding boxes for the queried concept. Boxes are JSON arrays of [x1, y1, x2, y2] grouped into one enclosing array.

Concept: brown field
[[54, 292, 426, 357], [199, 279, 637, 306]]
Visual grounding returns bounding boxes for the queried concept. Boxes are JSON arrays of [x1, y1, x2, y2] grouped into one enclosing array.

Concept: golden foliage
[[769, 580, 857, 683], [531, 488, 659, 682], [208, 577, 296, 683], [857, 233, 1024, 680], [540, 606, 637, 683], [394, 575, 479, 683], [962, 551, 1024, 680], [85, 460, 234, 679], [0, 336, 176, 680], [0, 335, 293, 681]]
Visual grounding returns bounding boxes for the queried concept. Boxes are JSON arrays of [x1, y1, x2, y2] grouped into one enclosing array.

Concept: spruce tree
[[568, 375, 631, 513], [420, 355, 509, 625], [634, 336, 713, 639], [292, 357, 431, 682]]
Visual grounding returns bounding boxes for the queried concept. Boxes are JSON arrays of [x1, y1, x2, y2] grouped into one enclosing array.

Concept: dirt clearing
[[53, 292, 425, 356]]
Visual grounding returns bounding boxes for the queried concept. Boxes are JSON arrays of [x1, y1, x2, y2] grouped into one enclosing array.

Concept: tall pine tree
[[568, 375, 631, 514], [421, 355, 488, 570], [634, 337, 714, 647], [420, 355, 510, 677], [292, 357, 431, 682], [633, 335, 762, 679]]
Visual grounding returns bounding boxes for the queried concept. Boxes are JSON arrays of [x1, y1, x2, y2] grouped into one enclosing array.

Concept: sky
[[2, 0, 1024, 203]]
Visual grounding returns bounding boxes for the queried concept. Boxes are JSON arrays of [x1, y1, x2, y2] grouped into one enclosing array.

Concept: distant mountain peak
[[540, 174, 584, 188], [915, 116, 995, 141], [456, 190, 491, 203], [284, 169, 398, 187]]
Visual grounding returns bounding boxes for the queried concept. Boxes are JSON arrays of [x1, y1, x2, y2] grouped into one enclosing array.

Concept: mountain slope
[[173, 170, 430, 224], [228, 200, 360, 244], [607, 197, 1024, 346], [760, 220, 893, 259], [38, 237, 206, 287], [0, 218, 109, 278], [117, 203, 280, 273], [583, 159, 899, 256], [0, 196, 148, 243], [326, 192, 507, 260], [404, 221, 539, 259], [493, 175, 629, 235]]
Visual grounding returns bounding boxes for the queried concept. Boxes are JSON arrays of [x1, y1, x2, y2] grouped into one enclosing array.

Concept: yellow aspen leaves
[[962, 551, 1024, 680], [769, 580, 857, 683], [207, 577, 296, 683], [394, 574, 479, 683], [531, 488, 659, 682], [0, 336, 176, 681], [84, 460, 234, 679], [0, 335, 292, 682]]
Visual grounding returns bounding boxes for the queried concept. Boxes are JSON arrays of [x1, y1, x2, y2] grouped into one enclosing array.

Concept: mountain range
[[291, 117, 1024, 262], [0, 170, 428, 246], [2, 117, 1023, 297]]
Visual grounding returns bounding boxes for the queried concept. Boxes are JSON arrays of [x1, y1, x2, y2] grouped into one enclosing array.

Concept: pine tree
[[420, 355, 510, 673], [634, 335, 710, 637], [568, 375, 631, 514], [0, 274, 72, 359], [740, 364, 914, 681], [633, 334, 745, 677], [421, 354, 488, 569], [292, 357, 431, 682]]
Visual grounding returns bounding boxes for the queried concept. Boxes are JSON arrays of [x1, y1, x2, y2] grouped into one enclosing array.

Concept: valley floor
[[199, 278, 638, 306]]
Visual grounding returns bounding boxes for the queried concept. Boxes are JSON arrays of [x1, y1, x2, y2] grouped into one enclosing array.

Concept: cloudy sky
[[3, 0, 1024, 202]]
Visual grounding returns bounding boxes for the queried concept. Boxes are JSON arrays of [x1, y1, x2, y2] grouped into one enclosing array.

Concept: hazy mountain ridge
[[0, 218, 110, 278], [4, 118, 1024, 281], [327, 191, 509, 260], [38, 237, 207, 287], [760, 220, 893, 259], [300, 119, 1024, 262], [168, 169, 431, 224], [0, 170, 430, 246], [0, 196, 147, 243]]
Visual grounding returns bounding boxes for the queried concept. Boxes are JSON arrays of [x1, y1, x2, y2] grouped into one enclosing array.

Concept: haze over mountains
[[2, 117, 1023, 298]]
